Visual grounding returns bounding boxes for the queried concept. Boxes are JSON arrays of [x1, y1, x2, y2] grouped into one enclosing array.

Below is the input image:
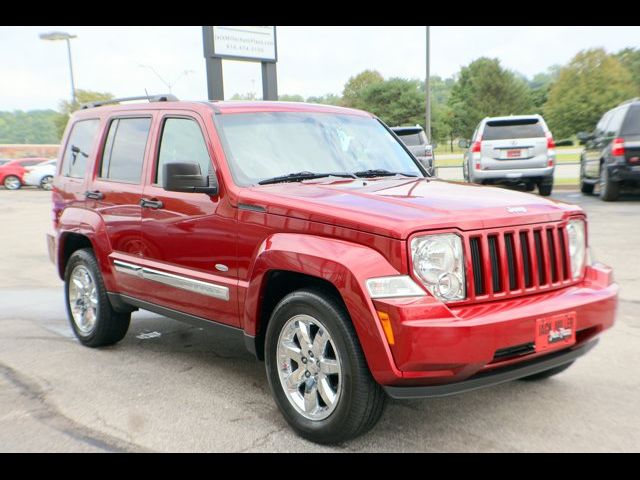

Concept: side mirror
[[163, 162, 218, 195], [458, 139, 470, 149], [576, 132, 593, 143]]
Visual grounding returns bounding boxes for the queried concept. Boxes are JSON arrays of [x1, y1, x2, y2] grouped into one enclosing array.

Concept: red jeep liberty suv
[[48, 95, 618, 444]]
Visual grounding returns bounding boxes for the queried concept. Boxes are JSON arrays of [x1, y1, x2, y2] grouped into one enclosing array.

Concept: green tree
[[447, 57, 534, 139], [544, 49, 636, 138], [0, 110, 62, 144], [359, 78, 424, 127], [342, 70, 384, 108], [528, 65, 561, 111], [278, 94, 305, 102], [614, 47, 640, 94], [306, 93, 342, 106], [56, 89, 114, 138]]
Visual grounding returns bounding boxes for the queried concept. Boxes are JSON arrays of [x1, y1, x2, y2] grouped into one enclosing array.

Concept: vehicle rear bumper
[[472, 165, 554, 181], [607, 163, 640, 182], [371, 263, 617, 387], [384, 339, 597, 399]]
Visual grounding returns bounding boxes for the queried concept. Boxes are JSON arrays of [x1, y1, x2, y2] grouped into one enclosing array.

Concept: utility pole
[[425, 26, 431, 142]]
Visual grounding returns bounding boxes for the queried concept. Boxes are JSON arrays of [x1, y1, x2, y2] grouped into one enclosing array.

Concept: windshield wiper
[[258, 171, 356, 185], [353, 169, 418, 178]]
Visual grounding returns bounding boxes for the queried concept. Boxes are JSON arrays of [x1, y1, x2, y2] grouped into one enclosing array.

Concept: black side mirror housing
[[576, 132, 593, 143], [162, 162, 219, 195]]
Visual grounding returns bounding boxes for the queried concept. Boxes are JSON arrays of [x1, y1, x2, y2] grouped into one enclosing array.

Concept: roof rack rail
[[618, 97, 640, 107], [81, 93, 178, 109]]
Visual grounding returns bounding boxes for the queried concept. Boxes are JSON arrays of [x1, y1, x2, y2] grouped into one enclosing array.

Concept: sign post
[[202, 26, 278, 101]]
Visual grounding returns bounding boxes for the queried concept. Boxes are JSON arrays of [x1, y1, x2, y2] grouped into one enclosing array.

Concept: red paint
[[0, 157, 49, 185], [51, 100, 618, 387]]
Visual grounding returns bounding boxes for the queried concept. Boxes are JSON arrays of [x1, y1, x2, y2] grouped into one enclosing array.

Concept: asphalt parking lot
[[1, 187, 639, 452]]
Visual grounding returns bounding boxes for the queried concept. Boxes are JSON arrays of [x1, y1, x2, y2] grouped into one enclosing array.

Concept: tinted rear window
[[483, 119, 545, 140], [396, 132, 423, 146], [621, 105, 640, 135], [61, 119, 100, 178]]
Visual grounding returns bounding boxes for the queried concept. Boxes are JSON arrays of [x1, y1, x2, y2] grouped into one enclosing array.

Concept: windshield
[[216, 112, 423, 186]]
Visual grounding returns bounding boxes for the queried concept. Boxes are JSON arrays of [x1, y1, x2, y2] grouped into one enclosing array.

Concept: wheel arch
[[242, 233, 404, 384]]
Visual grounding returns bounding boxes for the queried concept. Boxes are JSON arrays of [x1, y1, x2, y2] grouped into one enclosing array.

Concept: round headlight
[[411, 234, 465, 302], [567, 219, 586, 279]]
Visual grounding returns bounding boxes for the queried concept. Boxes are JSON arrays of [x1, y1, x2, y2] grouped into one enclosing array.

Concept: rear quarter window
[[482, 119, 545, 140], [100, 117, 151, 183], [61, 119, 100, 178], [621, 105, 640, 136]]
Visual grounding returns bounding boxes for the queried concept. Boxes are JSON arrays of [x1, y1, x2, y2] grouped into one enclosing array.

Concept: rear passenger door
[[90, 114, 155, 298], [139, 111, 239, 327]]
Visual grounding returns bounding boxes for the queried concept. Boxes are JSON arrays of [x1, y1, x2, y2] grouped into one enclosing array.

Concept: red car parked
[[0, 157, 50, 189], [48, 96, 618, 444]]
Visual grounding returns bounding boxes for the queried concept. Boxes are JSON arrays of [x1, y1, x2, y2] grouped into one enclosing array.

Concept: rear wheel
[[599, 164, 620, 201], [265, 288, 385, 444], [40, 175, 53, 191], [519, 361, 575, 381], [3, 175, 21, 190], [538, 178, 553, 196], [580, 160, 594, 195], [64, 248, 130, 347]]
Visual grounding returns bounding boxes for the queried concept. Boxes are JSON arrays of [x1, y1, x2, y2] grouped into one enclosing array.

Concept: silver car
[[461, 114, 555, 196], [391, 125, 436, 176]]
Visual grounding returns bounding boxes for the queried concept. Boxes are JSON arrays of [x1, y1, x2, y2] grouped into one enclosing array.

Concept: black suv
[[579, 98, 640, 201]]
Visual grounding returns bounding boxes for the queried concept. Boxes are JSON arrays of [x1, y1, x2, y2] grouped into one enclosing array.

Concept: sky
[[0, 26, 638, 111]]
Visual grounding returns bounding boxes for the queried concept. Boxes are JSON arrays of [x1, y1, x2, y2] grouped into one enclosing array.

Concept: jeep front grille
[[464, 222, 575, 302]]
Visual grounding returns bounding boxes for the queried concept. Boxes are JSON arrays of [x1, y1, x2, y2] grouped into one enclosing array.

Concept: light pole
[[139, 65, 194, 93], [39, 31, 77, 105], [425, 26, 431, 143]]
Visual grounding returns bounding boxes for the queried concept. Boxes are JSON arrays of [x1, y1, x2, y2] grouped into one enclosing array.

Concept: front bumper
[[372, 263, 617, 387], [385, 339, 597, 399]]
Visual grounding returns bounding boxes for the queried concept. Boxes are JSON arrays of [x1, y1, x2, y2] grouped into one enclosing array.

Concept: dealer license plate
[[506, 149, 523, 158], [535, 312, 576, 353]]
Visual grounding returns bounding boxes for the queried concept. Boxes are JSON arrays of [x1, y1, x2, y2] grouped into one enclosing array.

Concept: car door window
[[605, 108, 626, 137], [100, 117, 151, 183], [156, 117, 212, 186], [61, 119, 100, 178]]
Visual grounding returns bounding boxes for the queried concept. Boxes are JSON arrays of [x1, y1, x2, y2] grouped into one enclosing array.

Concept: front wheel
[[64, 248, 130, 347], [3, 175, 21, 190], [580, 160, 594, 195], [40, 175, 53, 190], [265, 288, 385, 444]]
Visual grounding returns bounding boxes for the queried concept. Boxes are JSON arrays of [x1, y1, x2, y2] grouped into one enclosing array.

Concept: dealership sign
[[212, 26, 277, 62]]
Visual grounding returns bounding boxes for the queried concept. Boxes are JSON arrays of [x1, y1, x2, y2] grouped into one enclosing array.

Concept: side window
[[605, 108, 626, 137], [100, 117, 151, 183], [61, 119, 100, 178], [156, 118, 212, 186], [595, 112, 610, 136]]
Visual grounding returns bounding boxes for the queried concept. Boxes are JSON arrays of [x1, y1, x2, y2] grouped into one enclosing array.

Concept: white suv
[[462, 115, 556, 196]]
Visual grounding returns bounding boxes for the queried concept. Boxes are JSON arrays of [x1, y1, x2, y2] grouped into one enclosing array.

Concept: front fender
[[243, 233, 404, 384], [57, 207, 116, 290]]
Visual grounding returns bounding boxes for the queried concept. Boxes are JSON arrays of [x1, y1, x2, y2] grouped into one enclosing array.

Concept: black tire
[[599, 164, 620, 201], [64, 248, 130, 347], [265, 288, 386, 444], [579, 160, 594, 195], [463, 161, 470, 182], [3, 175, 21, 190], [524, 183, 535, 192], [519, 361, 575, 381], [538, 178, 553, 196], [40, 175, 53, 191]]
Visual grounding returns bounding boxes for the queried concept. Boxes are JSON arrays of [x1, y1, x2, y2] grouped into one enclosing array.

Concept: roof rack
[[618, 97, 640, 107], [81, 93, 178, 109]]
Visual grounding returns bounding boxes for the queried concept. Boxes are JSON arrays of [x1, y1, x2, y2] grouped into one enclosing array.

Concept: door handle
[[139, 198, 164, 209], [85, 190, 104, 200]]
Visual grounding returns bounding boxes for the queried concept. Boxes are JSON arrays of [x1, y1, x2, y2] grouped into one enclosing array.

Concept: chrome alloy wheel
[[68, 265, 99, 334], [276, 314, 342, 421], [4, 176, 21, 190]]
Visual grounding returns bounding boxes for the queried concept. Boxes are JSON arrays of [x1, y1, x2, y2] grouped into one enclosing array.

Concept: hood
[[241, 178, 582, 239]]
